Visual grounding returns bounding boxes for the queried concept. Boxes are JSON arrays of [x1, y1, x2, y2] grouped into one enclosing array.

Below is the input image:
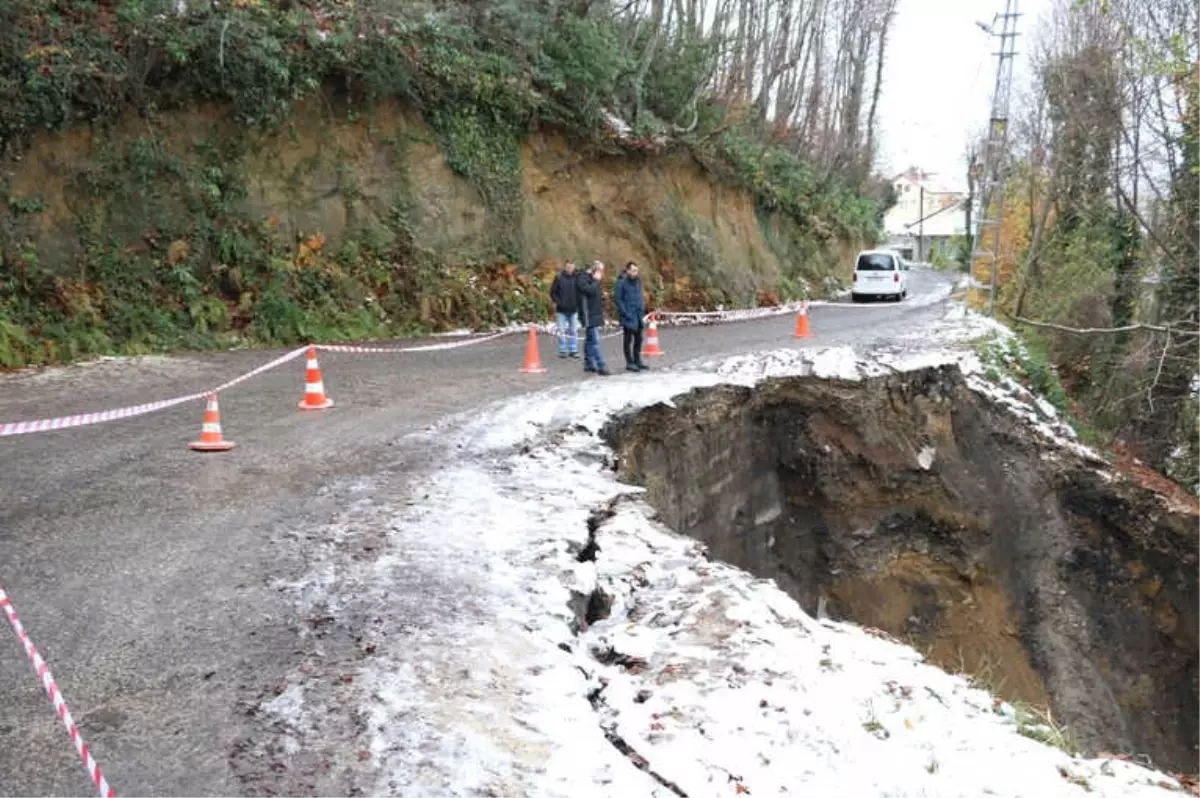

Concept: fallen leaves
[[863, 626, 901, 644], [1169, 772, 1200, 795], [296, 231, 326, 268]]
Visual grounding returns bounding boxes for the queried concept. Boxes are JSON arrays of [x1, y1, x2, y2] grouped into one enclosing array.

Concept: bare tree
[[1000, 0, 1198, 479], [604, 0, 896, 177]]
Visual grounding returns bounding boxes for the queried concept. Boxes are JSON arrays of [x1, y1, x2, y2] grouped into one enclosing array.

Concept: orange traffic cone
[[643, 314, 664, 357], [793, 301, 812, 339], [298, 346, 335, 410], [520, 326, 547, 373], [189, 393, 236, 452]]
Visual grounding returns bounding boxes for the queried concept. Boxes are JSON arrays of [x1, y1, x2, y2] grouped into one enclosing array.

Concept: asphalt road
[[0, 267, 954, 796]]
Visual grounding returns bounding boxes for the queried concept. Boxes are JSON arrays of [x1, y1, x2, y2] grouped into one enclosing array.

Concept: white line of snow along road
[[265, 308, 1180, 797]]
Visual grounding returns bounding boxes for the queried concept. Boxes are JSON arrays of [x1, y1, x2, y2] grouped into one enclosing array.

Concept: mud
[[604, 366, 1199, 772]]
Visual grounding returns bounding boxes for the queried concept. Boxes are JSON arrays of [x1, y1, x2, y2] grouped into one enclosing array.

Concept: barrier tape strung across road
[[1, 299, 826, 437], [508, 320, 628, 339], [0, 588, 115, 797], [210, 345, 310, 392], [0, 391, 210, 438], [0, 346, 311, 438], [315, 330, 516, 354], [0, 329, 524, 437], [654, 301, 805, 325]]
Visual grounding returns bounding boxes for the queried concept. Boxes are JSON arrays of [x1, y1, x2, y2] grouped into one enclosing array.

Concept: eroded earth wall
[[605, 367, 1199, 771]]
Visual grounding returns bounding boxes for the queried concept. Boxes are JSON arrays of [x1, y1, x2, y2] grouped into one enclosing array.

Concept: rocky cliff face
[[605, 367, 1198, 772]]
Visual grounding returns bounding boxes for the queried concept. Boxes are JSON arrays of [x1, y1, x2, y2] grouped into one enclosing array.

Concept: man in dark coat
[[549, 260, 580, 358], [614, 261, 648, 372], [576, 260, 610, 376]]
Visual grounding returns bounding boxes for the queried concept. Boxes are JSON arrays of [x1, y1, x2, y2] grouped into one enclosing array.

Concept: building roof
[[890, 167, 961, 196]]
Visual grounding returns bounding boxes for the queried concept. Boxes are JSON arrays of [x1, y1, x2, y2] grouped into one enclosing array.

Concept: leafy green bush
[[694, 125, 883, 242], [426, 105, 523, 260]]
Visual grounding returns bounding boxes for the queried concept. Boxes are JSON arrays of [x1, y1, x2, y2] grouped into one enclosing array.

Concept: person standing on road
[[549, 260, 581, 358], [615, 261, 648, 372], [576, 260, 610, 376]]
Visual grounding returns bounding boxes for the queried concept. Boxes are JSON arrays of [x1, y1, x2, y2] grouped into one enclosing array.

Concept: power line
[[971, 0, 1021, 318], [903, 196, 966, 230]]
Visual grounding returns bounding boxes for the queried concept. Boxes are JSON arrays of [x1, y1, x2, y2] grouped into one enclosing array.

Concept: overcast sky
[[876, 0, 1051, 190]]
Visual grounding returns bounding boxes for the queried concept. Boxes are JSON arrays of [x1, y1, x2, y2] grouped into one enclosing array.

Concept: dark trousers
[[584, 327, 605, 371], [622, 322, 643, 366]]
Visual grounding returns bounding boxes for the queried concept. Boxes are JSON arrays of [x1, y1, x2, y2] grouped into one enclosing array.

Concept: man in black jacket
[[549, 260, 580, 358], [576, 260, 611, 376]]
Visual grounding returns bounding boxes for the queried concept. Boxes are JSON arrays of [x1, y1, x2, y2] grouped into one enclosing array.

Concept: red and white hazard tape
[[0, 299, 823, 438], [0, 329, 530, 436], [0, 346, 311, 438], [654, 301, 804, 326], [0, 391, 208, 437], [315, 330, 517, 354], [0, 588, 115, 797], [211, 345, 309, 392]]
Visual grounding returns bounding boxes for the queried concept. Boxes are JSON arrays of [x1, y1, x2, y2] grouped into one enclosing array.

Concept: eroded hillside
[[606, 367, 1199, 772]]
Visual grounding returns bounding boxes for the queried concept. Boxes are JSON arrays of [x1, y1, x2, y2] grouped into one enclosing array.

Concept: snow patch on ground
[[918, 445, 937, 470], [904, 300, 1014, 346], [345, 354, 1176, 795], [272, 300, 1164, 796], [582, 503, 1180, 797]]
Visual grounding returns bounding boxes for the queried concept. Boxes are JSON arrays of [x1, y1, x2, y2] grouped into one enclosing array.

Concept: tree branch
[[1005, 313, 1200, 337], [1147, 330, 1172, 413]]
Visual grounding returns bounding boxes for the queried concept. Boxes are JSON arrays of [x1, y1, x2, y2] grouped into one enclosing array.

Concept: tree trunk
[[863, 3, 895, 176], [632, 0, 666, 127]]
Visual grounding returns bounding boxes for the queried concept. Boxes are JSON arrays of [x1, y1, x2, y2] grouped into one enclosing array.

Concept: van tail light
[[853, 272, 858, 282], [893, 272, 900, 282]]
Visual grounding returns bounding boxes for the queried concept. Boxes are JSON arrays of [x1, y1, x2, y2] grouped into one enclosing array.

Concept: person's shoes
[[635, 362, 650, 371], [569, 351, 579, 359], [626, 364, 639, 372], [598, 369, 612, 376], [558, 352, 568, 359], [584, 365, 596, 373]]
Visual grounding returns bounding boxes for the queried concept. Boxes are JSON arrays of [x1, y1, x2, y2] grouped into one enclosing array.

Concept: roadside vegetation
[[960, 0, 1198, 489], [0, 0, 902, 368]]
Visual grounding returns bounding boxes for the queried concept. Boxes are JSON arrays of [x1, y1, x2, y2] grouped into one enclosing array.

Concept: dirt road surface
[[0, 269, 955, 796]]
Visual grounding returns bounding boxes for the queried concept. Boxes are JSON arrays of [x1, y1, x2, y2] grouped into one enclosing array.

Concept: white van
[[850, 249, 907, 303]]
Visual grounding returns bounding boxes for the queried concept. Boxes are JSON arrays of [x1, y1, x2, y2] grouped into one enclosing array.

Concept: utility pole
[[963, 152, 976, 271], [917, 184, 924, 263], [971, 0, 1021, 317]]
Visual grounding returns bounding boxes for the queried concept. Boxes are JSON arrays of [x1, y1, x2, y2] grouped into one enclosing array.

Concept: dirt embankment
[[3, 98, 854, 303], [604, 367, 1198, 773]]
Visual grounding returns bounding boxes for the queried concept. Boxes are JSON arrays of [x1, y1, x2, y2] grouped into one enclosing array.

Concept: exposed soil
[[604, 366, 1199, 772], [6, 97, 857, 296]]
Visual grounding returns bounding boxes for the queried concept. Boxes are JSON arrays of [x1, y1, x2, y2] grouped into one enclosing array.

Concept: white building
[[882, 168, 968, 263]]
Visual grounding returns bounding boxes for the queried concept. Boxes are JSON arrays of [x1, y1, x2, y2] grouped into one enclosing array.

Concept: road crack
[[586, 682, 689, 798], [570, 498, 689, 797]]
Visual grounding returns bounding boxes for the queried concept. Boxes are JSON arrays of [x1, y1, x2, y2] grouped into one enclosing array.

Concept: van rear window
[[856, 254, 894, 271]]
